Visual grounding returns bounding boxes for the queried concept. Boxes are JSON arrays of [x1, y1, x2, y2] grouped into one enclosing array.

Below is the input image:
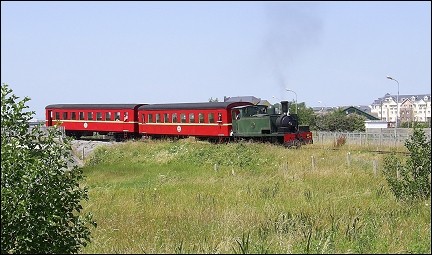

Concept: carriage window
[[71, 112, 77, 120], [96, 112, 102, 121], [156, 113, 161, 123], [105, 112, 112, 121], [141, 114, 145, 123], [208, 113, 215, 123], [189, 113, 195, 123], [172, 113, 178, 123], [88, 112, 93, 120], [148, 114, 153, 123], [124, 112, 129, 121], [115, 112, 121, 121], [55, 112, 60, 120], [62, 112, 68, 120], [181, 113, 186, 123], [164, 113, 170, 123], [79, 112, 84, 120], [199, 113, 204, 123]]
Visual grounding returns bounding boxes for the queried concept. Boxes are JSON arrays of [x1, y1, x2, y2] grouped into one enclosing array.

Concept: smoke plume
[[262, 3, 323, 98]]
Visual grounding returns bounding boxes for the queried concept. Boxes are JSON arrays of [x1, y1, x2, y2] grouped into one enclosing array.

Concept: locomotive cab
[[231, 105, 274, 136]]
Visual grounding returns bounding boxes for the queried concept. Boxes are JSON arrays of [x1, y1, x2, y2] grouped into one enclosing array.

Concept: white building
[[370, 93, 431, 126], [364, 120, 389, 129]]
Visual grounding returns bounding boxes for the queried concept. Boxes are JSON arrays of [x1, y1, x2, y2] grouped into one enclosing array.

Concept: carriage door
[[123, 111, 130, 132], [47, 110, 53, 126], [231, 109, 239, 135]]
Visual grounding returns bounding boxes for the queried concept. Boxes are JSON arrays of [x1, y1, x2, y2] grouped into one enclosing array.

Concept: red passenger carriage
[[138, 102, 253, 139], [45, 104, 145, 140]]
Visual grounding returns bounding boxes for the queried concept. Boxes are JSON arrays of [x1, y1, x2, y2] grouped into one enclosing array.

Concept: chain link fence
[[313, 128, 431, 146], [28, 121, 65, 137]]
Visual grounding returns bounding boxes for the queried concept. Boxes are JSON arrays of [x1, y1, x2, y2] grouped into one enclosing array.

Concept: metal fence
[[313, 128, 431, 146], [28, 122, 65, 137]]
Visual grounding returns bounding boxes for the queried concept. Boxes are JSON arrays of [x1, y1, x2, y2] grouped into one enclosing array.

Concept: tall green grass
[[80, 139, 430, 254]]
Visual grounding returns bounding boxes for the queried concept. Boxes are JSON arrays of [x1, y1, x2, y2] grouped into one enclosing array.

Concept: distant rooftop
[[224, 96, 271, 106], [371, 93, 431, 105]]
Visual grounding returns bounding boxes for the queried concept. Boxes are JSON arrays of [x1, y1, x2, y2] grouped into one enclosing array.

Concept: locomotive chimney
[[281, 101, 289, 115]]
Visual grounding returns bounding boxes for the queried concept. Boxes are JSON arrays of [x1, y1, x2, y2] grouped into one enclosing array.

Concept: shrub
[[382, 127, 431, 201], [334, 135, 347, 147], [1, 84, 96, 253]]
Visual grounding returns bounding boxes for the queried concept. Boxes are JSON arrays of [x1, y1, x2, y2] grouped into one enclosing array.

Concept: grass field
[[79, 138, 430, 254]]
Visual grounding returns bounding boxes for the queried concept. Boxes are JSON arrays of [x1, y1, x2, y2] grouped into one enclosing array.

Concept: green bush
[[383, 127, 431, 201], [314, 109, 366, 132], [1, 84, 96, 253]]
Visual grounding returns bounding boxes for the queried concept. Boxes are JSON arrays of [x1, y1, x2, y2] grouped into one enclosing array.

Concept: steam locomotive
[[45, 100, 312, 147], [230, 101, 312, 147]]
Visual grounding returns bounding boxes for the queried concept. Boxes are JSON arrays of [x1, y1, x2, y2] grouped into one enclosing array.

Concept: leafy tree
[[314, 109, 366, 132], [272, 101, 315, 126], [383, 127, 431, 201], [289, 101, 316, 126], [1, 84, 96, 253], [401, 121, 430, 129]]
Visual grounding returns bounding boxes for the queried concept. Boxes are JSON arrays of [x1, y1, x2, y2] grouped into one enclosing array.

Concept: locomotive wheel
[[284, 140, 301, 149]]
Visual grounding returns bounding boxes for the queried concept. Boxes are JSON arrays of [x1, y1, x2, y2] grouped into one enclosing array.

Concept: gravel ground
[[70, 140, 116, 167]]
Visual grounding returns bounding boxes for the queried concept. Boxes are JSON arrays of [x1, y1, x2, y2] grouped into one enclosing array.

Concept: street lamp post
[[285, 89, 298, 114], [387, 75, 399, 142]]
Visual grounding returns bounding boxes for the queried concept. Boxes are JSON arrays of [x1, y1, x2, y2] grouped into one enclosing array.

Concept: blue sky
[[1, 1, 431, 119]]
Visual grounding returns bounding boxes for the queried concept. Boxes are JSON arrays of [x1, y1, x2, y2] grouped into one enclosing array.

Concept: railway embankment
[[70, 140, 115, 167]]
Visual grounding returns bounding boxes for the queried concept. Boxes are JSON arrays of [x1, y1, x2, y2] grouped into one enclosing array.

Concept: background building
[[370, 93, 431, 126]]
